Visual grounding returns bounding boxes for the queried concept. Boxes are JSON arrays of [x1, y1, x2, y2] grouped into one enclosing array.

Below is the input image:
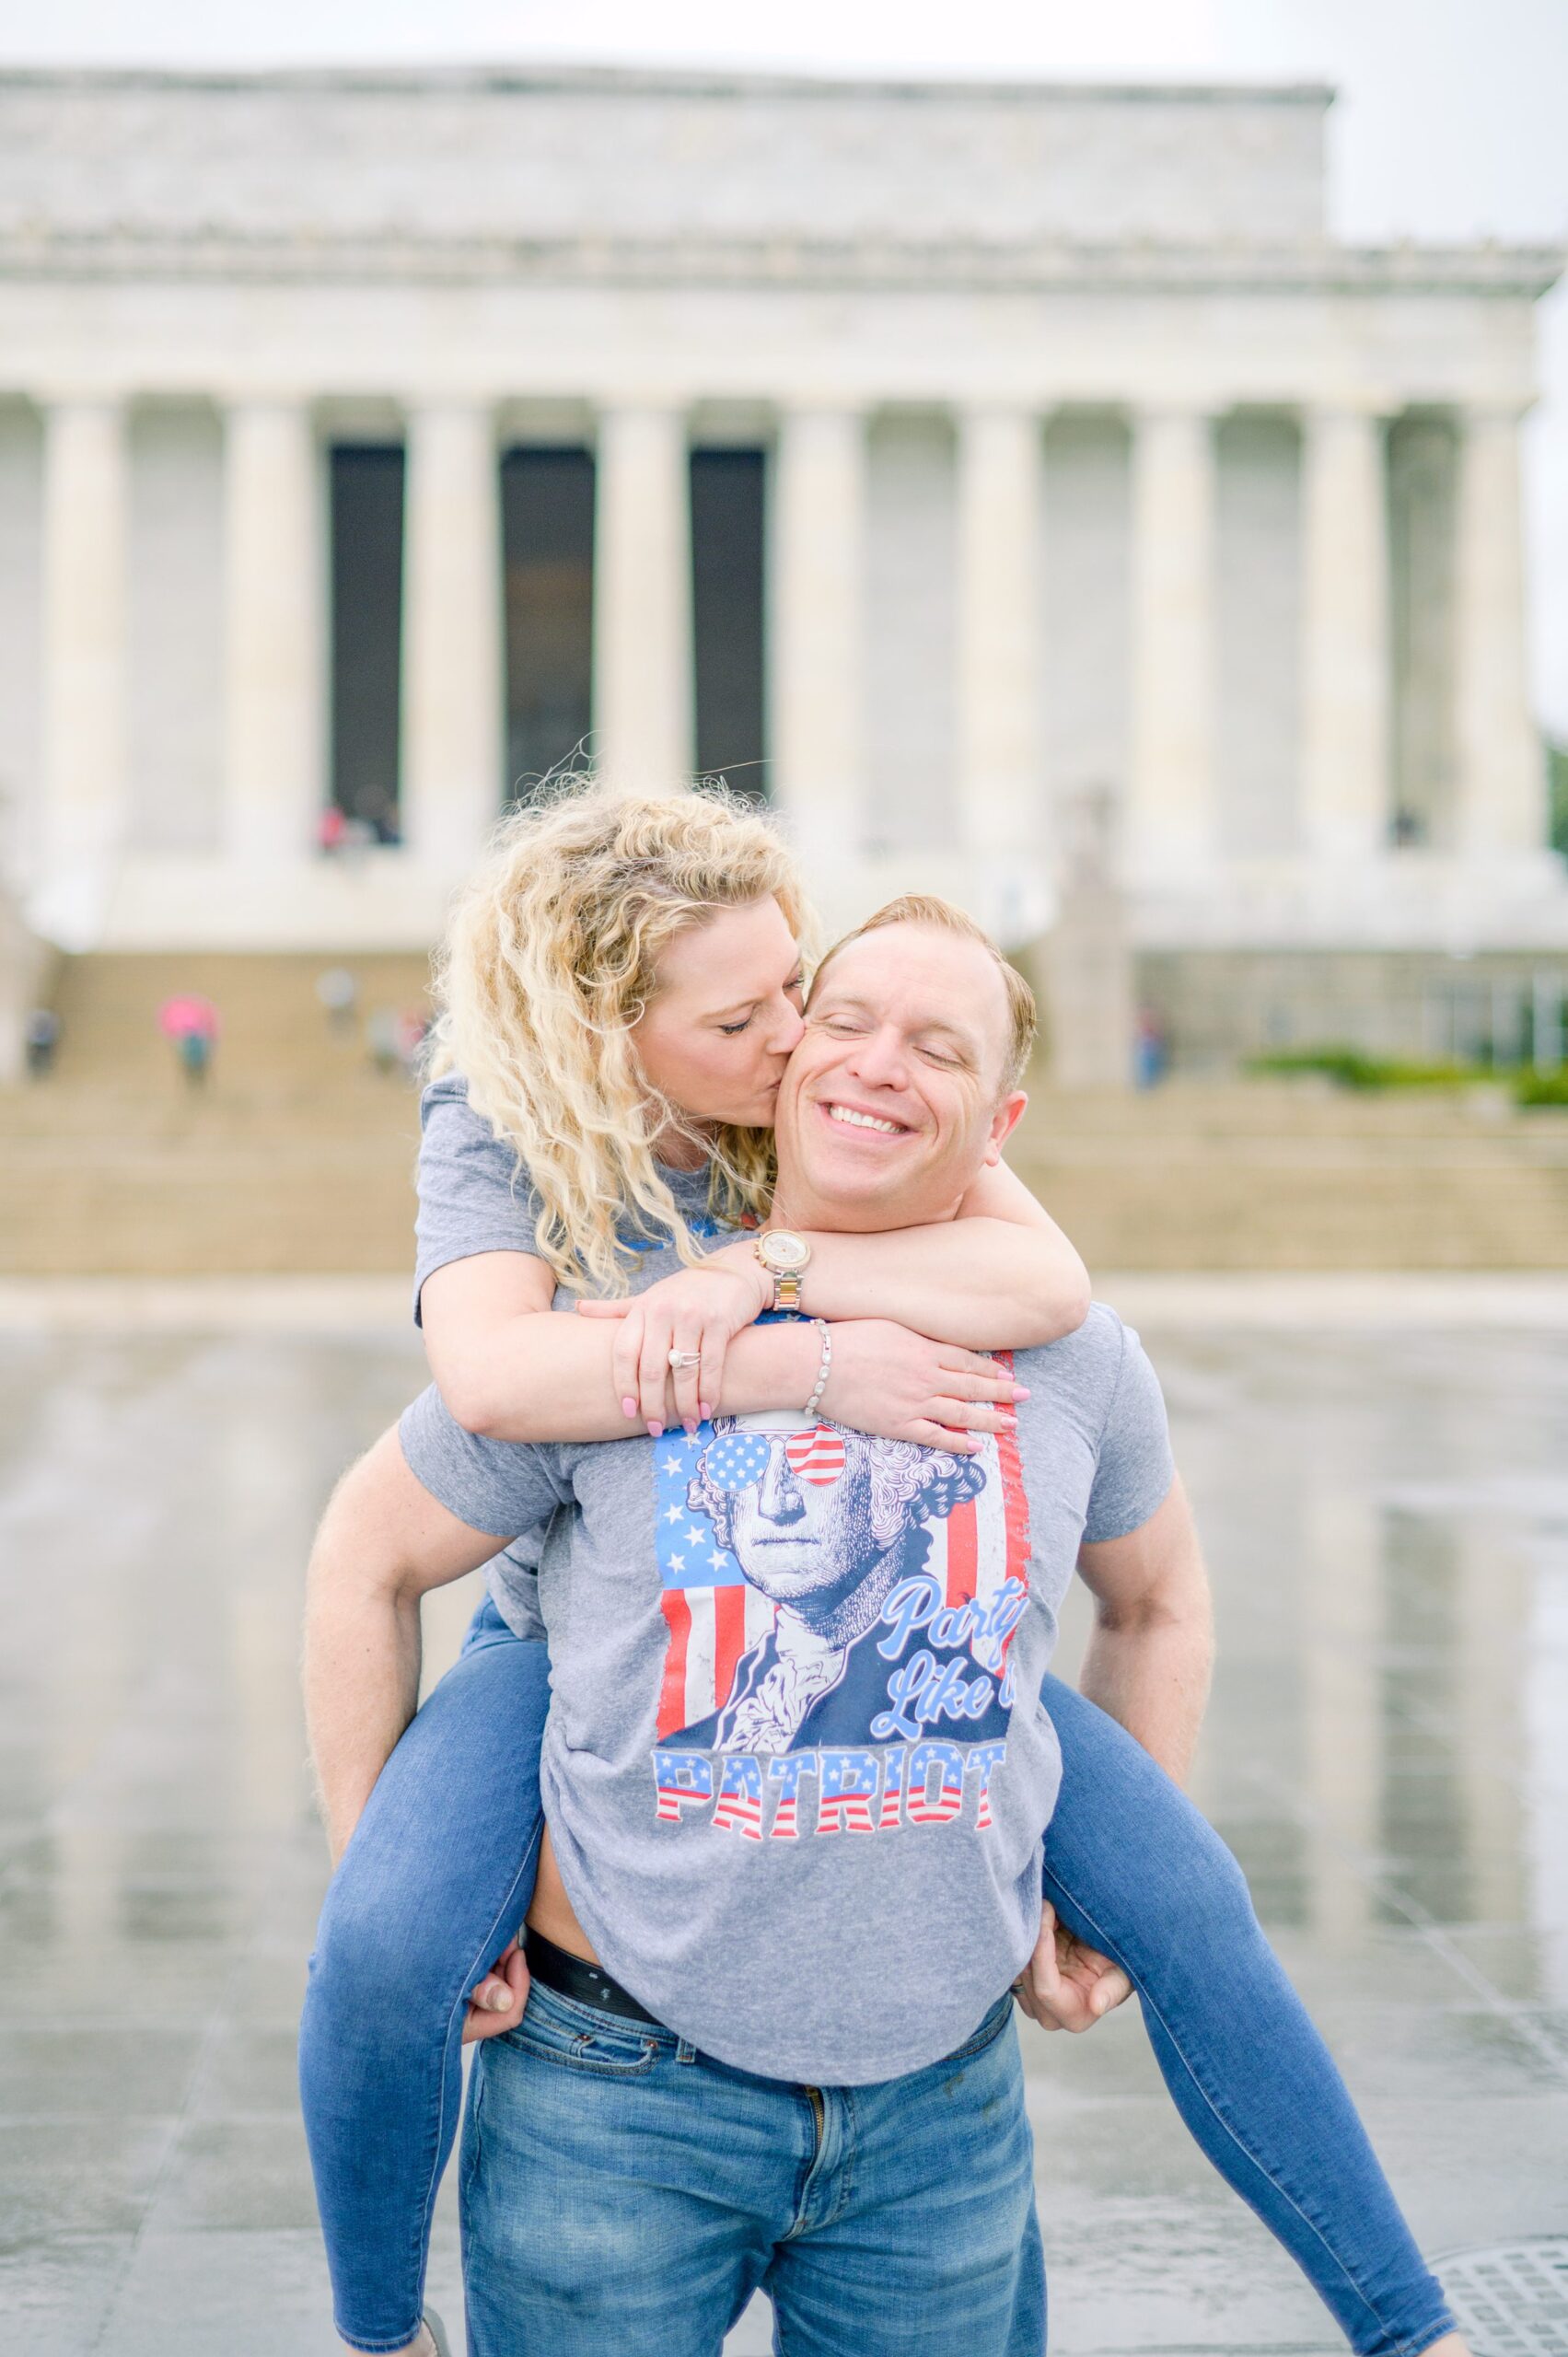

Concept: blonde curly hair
[[428, 777, 812, 1296]]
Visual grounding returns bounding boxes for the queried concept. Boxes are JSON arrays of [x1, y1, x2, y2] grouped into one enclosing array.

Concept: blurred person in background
[[317, 967, 359, 1033], [394, 1006, 429, 1081], [300, 782, 1466, 2357], [1132, 1004, 1168, 1090], [366, 1006, 401, 1078], [157, 993, 218, 1090], [24, 1004, 60, 1078]]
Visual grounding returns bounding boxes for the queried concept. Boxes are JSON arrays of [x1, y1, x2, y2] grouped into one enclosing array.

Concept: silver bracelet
[[803, 1319, 832, 1421]]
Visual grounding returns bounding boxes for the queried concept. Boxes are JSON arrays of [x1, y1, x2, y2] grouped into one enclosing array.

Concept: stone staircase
[[1010, 1085, 1568, 1271], [4, 954, 1567, 1275], [2, 952, 432, 1275]]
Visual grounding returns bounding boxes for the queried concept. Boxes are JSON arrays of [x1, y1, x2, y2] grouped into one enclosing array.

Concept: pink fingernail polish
[[1012, 1386, 1030, 1401], [683, 1419, 697, 1436], [698, 1401, 713, 1420], [621, 1397, 638, 1417], [646, 1420, 664, 1438]]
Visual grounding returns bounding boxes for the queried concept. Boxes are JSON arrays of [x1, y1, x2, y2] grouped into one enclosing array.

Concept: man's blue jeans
[[299, 1601, 1457, 2356], [461, 1982, 1043, 2357]]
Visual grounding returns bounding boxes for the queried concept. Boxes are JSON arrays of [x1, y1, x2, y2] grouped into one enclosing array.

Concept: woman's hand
[[462, 1938, 530, 2044], [576, 1260, 772, 1434], [819, 1320, 1029, 1455], [1012, 1900, 1131, 2034]]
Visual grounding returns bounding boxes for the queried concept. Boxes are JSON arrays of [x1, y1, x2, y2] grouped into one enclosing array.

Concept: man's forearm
[[304, 1559, 423, 1865], [714, 1218, 1089, 1351], [1077, 1603, 1213, 1787]]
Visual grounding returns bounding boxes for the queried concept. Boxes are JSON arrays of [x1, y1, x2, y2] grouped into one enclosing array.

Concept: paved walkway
[[1, 1307, 1563, 2353]]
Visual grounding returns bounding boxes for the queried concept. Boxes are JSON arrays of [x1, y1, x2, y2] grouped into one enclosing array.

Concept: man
[[308, 898, 1210, 2356]]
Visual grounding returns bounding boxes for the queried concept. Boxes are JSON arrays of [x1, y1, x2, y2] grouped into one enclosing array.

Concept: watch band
[[773, 1267, 805, 1315]]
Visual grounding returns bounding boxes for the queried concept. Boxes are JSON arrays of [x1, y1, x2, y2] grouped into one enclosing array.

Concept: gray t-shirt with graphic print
[[400, 1298, 1173, 2087]]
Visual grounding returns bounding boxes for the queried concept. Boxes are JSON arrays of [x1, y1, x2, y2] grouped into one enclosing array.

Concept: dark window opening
[[501, 447, 596, 800], [329, 445, 405, 841], [691, 447, 767, 798]]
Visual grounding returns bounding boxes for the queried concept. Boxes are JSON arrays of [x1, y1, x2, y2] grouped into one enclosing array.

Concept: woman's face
[[633, 896, 806, 1133]]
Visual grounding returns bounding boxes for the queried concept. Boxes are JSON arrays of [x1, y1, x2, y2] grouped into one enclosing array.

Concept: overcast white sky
[[4, 0, 1565, 733]]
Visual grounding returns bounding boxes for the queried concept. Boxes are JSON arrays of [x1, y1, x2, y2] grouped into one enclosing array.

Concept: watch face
[[762, 1231, 810, 1272]]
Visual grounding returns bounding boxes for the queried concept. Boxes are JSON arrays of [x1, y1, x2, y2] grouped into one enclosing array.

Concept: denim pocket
[[943, 1991, 1016, 2067], [502, 1982, 664, 2078]]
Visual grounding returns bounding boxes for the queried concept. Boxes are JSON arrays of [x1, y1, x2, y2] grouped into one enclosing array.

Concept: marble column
[[402, 403, 503, 864], [39, 399, 128, 909], [1126, 406, 1216, 880], [593, 405, 692, 787], [1454, 404, 1544, 861], [222, 401, 326, 862], [770, 406, 867, 868], [1300, 407, 1391, 863], [956, 409, 1044, 894]]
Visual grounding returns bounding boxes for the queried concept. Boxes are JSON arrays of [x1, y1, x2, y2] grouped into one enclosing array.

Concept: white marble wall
[[0, 405, 41, 883], [126, 404, 223, 854], [1388, 415, 1459, 847], [1040, 413, 1132, 822], [0, 70, 1554, 955], [865, 413, 958, 854], [1215, 413, 1302, 860], [0, 73, 1328, 250]]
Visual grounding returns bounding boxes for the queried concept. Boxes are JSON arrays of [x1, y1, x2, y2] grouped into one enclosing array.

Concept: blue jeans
[[462, 1983, 1043, 2357], [300, 1601, 1457, 2356]]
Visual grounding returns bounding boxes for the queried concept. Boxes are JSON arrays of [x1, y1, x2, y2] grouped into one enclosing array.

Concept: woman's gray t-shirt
[[414, 1071, 742, 1635], [414, 1070, 731, 1322]]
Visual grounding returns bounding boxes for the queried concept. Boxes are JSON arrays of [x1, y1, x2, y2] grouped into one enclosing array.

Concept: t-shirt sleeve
[[398, 1382, 570, 1538], [413, 1072, 549, 1324], [1082, 1321, 1176, 1544]]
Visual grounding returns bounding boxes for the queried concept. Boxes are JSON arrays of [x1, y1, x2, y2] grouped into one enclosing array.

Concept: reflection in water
[[0, 1319, 1564, 2002], [1378, 1510, 1474, 1928], [0, 1314, 1565, 2354]]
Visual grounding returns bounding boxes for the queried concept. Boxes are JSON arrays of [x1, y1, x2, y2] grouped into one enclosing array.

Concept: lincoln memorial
[[0, 64, 1563, 1057]]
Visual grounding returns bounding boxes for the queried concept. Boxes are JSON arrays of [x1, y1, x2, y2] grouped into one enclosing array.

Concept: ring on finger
[[668, 1350, 702, 1370]]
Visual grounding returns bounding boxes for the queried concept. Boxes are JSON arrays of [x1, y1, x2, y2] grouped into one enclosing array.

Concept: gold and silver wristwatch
[[754, 1229, 812, 1315]]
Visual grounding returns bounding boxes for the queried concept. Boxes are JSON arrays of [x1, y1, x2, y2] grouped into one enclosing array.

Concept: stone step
[[41, 949, 435, 1090], [6, 953, 1566, 1275], [6, 1099, 1566, 1273]]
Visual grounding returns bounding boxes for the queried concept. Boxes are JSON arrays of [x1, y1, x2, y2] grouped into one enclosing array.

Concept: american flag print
[[784, 1425, 846, 1484], [650, 1359, 1031, 1780], [817, 1749, 880, 1835], [652, 1425, 777, 1741]]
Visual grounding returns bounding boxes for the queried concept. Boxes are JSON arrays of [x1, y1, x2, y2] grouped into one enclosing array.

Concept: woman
[[300, 781, 1463, 2357]]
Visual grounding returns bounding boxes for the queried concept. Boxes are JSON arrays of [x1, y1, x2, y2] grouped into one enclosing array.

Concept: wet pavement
[[1, 1303, 1564, 2355]]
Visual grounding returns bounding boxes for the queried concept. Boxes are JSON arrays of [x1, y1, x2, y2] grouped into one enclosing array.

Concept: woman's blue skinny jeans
[[298, 1600, 1456, 2356]]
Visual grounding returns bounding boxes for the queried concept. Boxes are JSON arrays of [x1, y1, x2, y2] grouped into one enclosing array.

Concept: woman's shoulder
[[419, 1070, 518, 1159], [418, 1070, 533, 1196], [419, 1067, 475, 1126]]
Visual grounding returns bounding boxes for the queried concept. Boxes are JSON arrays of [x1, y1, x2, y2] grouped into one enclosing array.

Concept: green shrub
[[1246, 1047, 1481, 1093], [1516, 1069, 1568, 1109]]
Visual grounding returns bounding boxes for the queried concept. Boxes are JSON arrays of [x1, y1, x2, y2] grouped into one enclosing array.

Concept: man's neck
[[769, 1171, 966, 1237]]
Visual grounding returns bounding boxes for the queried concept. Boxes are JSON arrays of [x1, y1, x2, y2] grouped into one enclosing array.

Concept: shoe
[[424, 2311, 454, 2357]]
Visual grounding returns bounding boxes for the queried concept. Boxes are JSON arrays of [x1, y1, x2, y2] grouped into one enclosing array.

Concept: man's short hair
[[809, 895, 1037, 1093]]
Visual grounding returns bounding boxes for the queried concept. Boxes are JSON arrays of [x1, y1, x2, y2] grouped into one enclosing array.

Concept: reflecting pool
[[1, 1311, 1563, 2354]]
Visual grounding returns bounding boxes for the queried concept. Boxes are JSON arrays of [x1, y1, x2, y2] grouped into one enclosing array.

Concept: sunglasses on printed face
[[700, 1424, 847, 1492]]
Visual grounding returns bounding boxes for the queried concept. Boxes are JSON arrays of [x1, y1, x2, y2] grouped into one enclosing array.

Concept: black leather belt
[[523, 1928, 663, 2028]]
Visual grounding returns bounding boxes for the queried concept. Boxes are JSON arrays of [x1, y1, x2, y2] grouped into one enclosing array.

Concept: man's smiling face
[[772, 923, 1028, 1233]]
